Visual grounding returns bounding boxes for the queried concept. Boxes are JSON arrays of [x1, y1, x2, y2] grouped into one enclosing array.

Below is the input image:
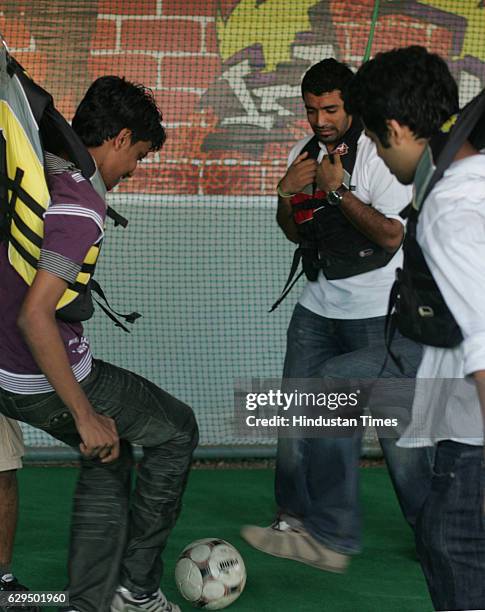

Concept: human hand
[[279, 151, 318, 196], [316, 152, 344, 193], [76, 411, 120, 463]]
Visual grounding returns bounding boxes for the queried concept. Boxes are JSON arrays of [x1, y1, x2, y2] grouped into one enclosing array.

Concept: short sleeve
[[353, 135, 412, 223]]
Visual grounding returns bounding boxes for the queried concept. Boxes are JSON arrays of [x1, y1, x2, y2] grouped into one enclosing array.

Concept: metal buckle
[[418, 305, 434, 317]]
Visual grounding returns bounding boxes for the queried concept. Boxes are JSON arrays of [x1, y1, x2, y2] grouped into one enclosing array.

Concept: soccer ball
[[174, 538, 246, 609]]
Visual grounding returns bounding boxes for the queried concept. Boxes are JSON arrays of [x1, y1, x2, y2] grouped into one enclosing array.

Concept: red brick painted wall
[[1, 1, 481, 195]]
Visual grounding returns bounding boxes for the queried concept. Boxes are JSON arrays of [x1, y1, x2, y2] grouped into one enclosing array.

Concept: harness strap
[[381, 279, 404, 375], [8, 232, 38, 269], [91, 278, 141, 333], [399, 203, 412, 220], [0, 172, 45, 220], [269, 248, 304, 312], [107, 206, 128, 228]]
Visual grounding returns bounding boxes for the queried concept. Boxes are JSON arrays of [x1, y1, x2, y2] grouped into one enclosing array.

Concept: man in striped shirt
[[0, 76, 198, 612]]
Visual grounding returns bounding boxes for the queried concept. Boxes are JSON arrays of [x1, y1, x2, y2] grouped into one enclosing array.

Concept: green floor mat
[[13, 466, 432, 611]]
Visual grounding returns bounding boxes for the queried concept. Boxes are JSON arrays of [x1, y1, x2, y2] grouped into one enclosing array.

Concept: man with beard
[[242, 58, 431, 572]]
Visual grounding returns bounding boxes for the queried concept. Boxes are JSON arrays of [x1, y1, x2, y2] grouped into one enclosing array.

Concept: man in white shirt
[[346, 45, 485, 611], [242, 59, 431, 572]]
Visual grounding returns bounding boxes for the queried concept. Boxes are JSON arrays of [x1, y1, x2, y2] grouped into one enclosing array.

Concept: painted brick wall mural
[[1, 0, 484, 195]]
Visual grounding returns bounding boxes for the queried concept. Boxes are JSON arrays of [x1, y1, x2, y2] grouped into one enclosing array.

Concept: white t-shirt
[[288, 133, 412, 319], [398, 153, 485, 448]]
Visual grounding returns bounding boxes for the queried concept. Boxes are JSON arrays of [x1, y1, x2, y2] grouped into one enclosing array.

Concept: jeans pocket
[[430, 445, 459, 502], [8, 393, 65, 429]]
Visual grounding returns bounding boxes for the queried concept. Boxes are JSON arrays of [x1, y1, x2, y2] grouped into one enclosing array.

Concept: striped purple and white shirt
[[0, 153, 107, 394]]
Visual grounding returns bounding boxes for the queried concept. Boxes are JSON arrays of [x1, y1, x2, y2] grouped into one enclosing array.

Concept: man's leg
[[275, 304, 342, 521], [242, 311, 387, 567], [294, 316, 391, 555], [74, 361, 198, 612], [0, 470, 18, 578], [415, 441, 485, 611], [66, 440, 134, 611], [0, 362, 198, 612], [0, 416, 39, 612], [318, 335, 433, 530], [0, 415, 23, 578]]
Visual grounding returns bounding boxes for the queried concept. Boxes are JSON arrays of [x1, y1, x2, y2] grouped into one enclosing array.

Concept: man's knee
[[183, 405, 199, 451], [164, 400, 199, 452], [320, 348, 384, 379]]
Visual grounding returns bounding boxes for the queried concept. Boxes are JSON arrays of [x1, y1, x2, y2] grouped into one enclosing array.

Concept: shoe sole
[[241, 527, 349, 573]]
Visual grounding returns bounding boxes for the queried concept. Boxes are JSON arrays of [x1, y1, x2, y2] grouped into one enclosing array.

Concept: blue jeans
[[0, 360, 198, 612], [416, 441, 485, 611], [275, 303, 432, 554]]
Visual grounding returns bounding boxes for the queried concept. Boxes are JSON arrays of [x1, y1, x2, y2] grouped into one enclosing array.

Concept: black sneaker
[[0, 574, 40, 612]]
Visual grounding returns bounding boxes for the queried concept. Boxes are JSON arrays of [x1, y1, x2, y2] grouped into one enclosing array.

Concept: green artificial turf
[[13, 466, 432, 612]]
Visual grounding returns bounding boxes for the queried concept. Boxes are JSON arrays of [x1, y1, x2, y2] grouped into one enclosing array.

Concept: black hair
[[72, 75, 166, 151], [345, 46, 459, 146], [301, 58, 354, 99]]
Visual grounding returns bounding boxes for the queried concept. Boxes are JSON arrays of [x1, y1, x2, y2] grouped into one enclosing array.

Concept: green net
[[2, 0, 484, 454]]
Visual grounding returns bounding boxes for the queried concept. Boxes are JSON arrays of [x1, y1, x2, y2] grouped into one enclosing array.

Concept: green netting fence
[[1, 0, 484, 458]]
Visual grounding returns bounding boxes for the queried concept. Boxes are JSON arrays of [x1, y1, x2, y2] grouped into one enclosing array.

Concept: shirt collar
[[413, 145, 435, 211], [88, 155, 107, 200]]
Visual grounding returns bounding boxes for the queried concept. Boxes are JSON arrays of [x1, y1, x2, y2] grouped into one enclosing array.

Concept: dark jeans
[[416, 441, 485, 611], [276, 303, 432, 554], [0, 360, 198, 612]]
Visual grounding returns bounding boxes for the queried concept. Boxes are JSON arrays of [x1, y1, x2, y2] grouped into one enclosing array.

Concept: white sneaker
[[111, 586, 181, 612]]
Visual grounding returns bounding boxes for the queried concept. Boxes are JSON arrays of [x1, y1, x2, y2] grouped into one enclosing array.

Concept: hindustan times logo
[[245, 389, 360, 412]]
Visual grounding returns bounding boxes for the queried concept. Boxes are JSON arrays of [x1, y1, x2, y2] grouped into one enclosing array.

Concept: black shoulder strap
[[423, 89, 485, 205], [299, 135, 321, 160], [107, 206, 128, 228], [335, 118, 363, 178], [297, 120, 364, 178], [90, 279, 141, 333]]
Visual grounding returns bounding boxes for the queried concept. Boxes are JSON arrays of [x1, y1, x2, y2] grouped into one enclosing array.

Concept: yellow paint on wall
[[418, 0, 485, 61], [216, 0, 320, 72]]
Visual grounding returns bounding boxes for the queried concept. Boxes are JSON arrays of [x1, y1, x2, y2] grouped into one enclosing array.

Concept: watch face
[[327, 190, 341, 206]]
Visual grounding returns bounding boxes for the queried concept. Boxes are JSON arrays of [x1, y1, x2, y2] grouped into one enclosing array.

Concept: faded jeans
[[275, 303, 433, 554], [0, 359, 198, 612]]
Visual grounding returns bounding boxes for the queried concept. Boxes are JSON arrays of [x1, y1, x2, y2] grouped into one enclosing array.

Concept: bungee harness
[[271, 119, 396, 311], [0, 39, 139, 332]]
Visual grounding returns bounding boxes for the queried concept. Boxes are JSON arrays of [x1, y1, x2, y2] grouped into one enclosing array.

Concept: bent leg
[[0, 363, 198, 611], [317, 336, 432, 532], [78, 361, 199, 597]]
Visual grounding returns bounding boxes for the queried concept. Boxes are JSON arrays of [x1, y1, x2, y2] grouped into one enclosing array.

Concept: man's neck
[[454, 139, 478, 162]]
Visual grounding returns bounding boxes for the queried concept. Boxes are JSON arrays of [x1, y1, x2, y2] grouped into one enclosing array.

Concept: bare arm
[[316, 152, 403, 253], [17, 269, 119, 462], [276, 151, 317, 244], [339, 190, 403, 252]]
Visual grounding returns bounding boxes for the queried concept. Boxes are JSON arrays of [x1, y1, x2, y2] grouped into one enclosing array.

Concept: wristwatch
[[326, 184, 348, 206]]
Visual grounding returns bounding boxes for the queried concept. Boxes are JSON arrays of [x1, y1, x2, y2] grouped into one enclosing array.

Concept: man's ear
[[386, 119, 410, 146], [113, 128, 132, 151]]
